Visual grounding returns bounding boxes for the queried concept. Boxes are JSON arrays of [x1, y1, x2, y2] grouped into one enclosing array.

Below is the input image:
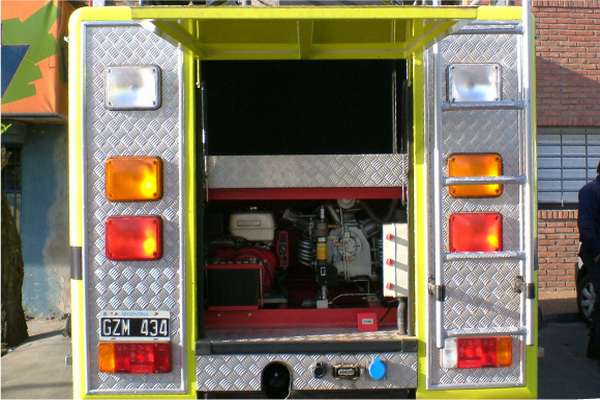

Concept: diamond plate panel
[[196, 352, 417, 391], [439, 34, 519, 102], [83, 24, 185, 393], [441, 110, 521, 176], [207, 154, 408, 188], [442, 260, 521, 332], [426, 28, 527, 388]]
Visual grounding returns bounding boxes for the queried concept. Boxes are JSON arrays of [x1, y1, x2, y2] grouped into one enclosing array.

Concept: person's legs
[[582, 253, 600, 359]]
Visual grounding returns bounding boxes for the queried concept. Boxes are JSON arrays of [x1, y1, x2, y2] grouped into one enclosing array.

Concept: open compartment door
[[131, 6, 521, 61]]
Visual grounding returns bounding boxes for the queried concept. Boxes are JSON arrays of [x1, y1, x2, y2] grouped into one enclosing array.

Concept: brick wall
[[534, 0, 600, 127], [538, 209, 579, 292]]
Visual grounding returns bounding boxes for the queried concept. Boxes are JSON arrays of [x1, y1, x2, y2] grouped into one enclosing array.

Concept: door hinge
[[513, 275, 536, 299], [428, 278, 446, 301]]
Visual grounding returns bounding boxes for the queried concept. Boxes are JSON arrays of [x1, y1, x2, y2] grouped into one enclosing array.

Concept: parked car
[[576, 250, 596, 323]]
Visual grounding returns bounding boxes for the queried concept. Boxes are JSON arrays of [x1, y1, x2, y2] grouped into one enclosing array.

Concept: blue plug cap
[[368, 357, 386, 381]]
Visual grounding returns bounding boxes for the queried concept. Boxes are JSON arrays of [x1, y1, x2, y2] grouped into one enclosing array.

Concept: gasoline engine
[[207, 200, 392, 310]]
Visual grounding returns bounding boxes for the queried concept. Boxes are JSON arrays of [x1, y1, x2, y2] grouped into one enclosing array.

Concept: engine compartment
[[197, 59, 411, 337], [201, 199, 407, 334]]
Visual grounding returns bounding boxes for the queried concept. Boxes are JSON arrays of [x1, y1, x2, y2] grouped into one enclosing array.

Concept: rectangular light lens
[[98, 342, 171, 373], [106, 216, 162, 261], [105, 156, 162, 201], [105, 65, 161, 110], [443, 336, 513, 369], [448, 64, 500, 103], [448, 153, 503, 198], [449, 212, 503, 252]]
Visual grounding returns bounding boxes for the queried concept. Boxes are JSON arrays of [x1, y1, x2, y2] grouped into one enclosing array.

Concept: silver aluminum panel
[[426, 25, 527, 389], [442, 260, 521, 332], [196, 352, 417, 391], [207, 154, 408, 188], [441, 110, 520, 176], [83, 24, 185, 393]]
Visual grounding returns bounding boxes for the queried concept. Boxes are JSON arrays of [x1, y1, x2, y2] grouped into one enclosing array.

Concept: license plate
[[99, 310, 169, 341]]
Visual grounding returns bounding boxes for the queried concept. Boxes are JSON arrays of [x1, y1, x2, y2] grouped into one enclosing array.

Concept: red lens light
[[449, 212, 503, 252], [105, 216, 162, 261], [456, 337, 512, 369], [98, 342, 171, 374]]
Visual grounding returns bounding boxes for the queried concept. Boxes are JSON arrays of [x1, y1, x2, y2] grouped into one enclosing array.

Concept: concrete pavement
[[1, 319, 71, 399], [539, 319, 600, 398]]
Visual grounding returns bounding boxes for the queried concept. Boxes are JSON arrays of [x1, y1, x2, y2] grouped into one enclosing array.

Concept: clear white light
[[441, 337, 457, 369], [448, 64, 501, 103], [105, 65, 161, 110]]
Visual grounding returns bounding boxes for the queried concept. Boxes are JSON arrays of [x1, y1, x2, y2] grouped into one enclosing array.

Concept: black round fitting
[[313, 362, 327, 379], [262, 362, 291, 399]]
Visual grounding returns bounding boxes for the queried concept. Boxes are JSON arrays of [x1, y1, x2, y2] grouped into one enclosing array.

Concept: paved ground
[[1, 319, 71, 399], [539, 318, 600, 398], [539, 292, 600, 398], [1, 295, 599, 399]]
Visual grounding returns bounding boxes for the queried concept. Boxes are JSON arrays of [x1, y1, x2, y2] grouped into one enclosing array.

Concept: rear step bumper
[[195, 334, 418, 392]]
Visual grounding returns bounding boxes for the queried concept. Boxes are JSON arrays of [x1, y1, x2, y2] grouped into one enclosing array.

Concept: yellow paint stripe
[[183, 23, 198, 395], [477, 6, 522, 21], [67, 9, 84, 247]]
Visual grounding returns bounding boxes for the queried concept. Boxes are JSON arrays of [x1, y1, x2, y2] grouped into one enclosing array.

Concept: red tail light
[[449, 212, 503, 252], [98, 342, 171, 373], [105, 216, 162, 261], [443, 336, 513, 369]]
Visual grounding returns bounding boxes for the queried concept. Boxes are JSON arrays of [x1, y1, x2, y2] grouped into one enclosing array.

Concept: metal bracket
[[512, 275, 525, 294], [141, 20, 205, 58]]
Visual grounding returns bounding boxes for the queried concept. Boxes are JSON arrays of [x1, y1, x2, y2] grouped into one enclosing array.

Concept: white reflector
[[442, 337, 458, 369], [105, 65, 161, 110], [448, 64, 500, 103]]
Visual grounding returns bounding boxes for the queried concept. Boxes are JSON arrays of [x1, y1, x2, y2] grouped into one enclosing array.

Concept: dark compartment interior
[[201, 59, 407, 155]]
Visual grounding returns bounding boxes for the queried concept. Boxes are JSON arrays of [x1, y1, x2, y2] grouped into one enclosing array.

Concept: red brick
[[534, 3, 600, 126], [538, 208, 579, 292]]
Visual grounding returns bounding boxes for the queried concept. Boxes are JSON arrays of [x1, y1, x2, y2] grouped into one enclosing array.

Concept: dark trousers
[[581, 252, 600, 358]]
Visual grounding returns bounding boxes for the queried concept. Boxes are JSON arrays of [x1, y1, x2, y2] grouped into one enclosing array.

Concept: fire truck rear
[[68, 1, 538, 398]]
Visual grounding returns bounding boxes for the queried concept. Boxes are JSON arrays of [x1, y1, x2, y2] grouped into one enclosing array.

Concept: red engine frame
[[205, 307, 396, 329]]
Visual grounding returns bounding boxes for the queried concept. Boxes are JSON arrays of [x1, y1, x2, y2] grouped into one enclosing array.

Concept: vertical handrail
[[521, 0, 535, 346], [430, 0, 446, 350]]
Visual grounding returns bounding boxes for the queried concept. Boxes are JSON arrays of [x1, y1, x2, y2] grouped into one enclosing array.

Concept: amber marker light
[[105, 156, 162, 201], [448, 153, 503, 198]]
